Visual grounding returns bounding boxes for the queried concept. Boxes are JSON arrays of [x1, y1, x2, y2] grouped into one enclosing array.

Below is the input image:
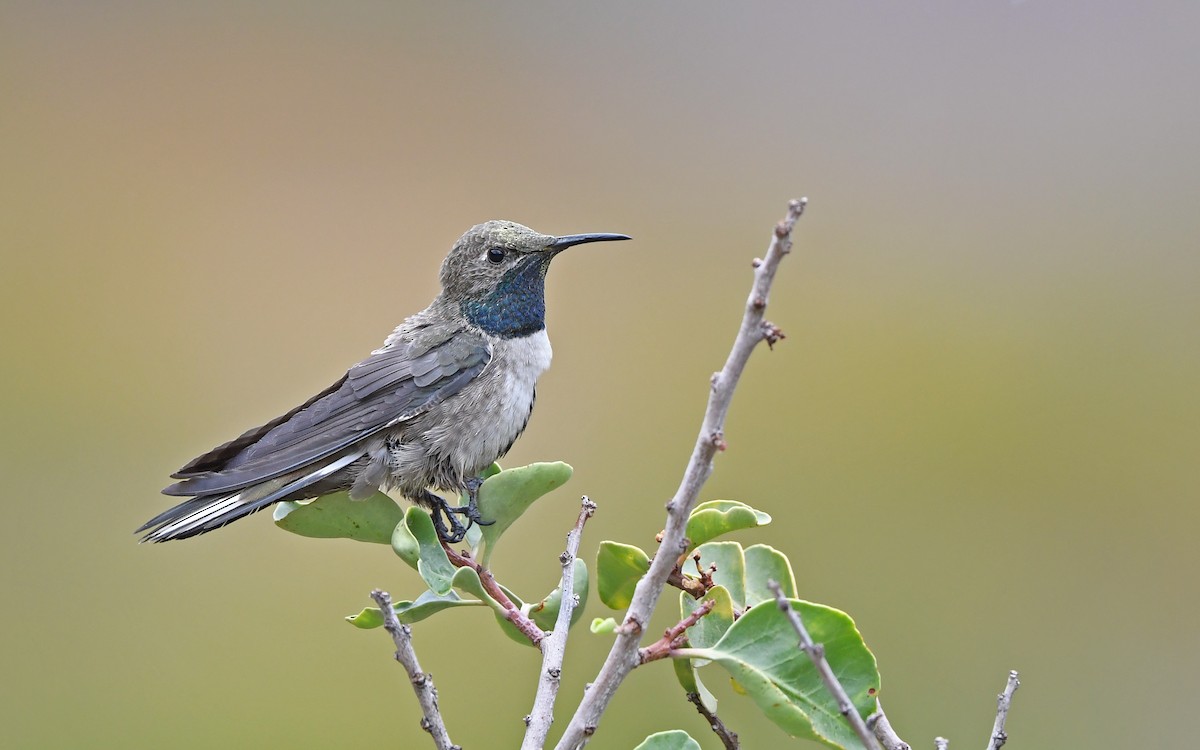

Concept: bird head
[[440, 220, 630, 338]]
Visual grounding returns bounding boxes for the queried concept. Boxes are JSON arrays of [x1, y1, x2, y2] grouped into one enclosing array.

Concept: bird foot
[[424, 480, 493, 544]]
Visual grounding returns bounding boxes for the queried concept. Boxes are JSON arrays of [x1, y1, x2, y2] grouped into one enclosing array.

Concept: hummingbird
[[138, 220, 630, 544]]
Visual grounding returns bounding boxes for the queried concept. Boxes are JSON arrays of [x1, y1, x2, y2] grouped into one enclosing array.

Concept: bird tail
[[137, 452, 360, 542]]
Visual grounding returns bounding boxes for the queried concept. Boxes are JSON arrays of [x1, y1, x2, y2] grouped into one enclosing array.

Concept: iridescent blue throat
[[461, 254, 554, 338]]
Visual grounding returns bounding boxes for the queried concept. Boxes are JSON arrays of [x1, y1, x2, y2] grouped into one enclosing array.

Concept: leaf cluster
[[275, 466, 882, 749]]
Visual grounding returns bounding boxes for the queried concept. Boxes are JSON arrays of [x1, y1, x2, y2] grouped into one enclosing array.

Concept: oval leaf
[[743, 544, 798, 606], [273, 490, 405, 544], [400, 507, 455, 595], [596, 541, 651, 609], [633, 730, 702, 750], [685, 500, 772, 549], [391, 516, 420, 568], [473, 462, 573, 566], [681, 600, 880, 750], [346, 590, 480, 629]]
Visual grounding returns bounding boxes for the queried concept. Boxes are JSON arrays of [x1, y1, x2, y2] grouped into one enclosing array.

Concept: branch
[[554, 199, 807, 749], [369, 589, 460, 750], [442, 543, 545, 647], [687, 692, 740, 750], [868, 710, 911, 750], [666, 552, 715, 599], [985, 671, 1020, 750], [637, 598, 715, 664], [521, 497, 597, 750], [767, 580, 881, 750]]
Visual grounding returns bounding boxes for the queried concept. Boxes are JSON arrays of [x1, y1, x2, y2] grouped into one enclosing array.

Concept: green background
[[3, 2, 1196, 748]]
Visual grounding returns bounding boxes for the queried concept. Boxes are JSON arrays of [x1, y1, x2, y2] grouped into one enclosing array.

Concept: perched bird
[[138, 221, 630, 544]]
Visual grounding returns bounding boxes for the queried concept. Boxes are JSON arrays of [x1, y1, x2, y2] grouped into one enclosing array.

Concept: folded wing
[[155, 327, 490, 502]]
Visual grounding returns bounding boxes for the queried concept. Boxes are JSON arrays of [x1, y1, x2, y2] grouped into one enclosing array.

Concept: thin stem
[[442, 543, 545, 647], [369, 589, 460, 750], [521, 498, 597, 750], [554, 199, 808, 750], [869, 710, 912, 750], [985, 671, 1020, 750], [766, 580, 880, 750], [686, 692, 740, 749], [637, 599, 715, 664]]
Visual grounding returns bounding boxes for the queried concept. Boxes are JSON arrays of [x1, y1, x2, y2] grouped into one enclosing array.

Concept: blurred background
[[3, 1, 1197, 748]]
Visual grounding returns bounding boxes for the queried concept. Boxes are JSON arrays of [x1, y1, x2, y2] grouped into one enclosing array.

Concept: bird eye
[[486, 247, 506, 264]]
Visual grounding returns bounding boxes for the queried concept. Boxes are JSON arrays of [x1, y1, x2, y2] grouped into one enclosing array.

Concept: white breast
[[411, 329, 553, 482], [486, 329, 553, 445]]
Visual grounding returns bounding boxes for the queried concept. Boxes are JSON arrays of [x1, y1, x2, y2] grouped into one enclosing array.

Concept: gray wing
[[162, 328, 491, 498]]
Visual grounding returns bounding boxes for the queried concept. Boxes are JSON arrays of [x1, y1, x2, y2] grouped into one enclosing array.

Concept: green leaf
[[632, 730, 702, 750], [473, 462, 573, 566], [743, 543, 797, 606], [345, 607, 385, 629], [596, 541, 651, 610], [680, 600, 880, 750], [681, 585, 736, 651], [590, 617, 618, 634], [273, 490, 405, 544], [397, 507, 456, 595], [693, 541, 747, 609], [685, 500, 772, 549], [528, 559, 590, 631], [345, 590, 480, 629], [391, 515, 420, 568]]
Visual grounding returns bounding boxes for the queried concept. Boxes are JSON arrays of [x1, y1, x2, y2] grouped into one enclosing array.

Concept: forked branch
[[554, 199, 808, 749]]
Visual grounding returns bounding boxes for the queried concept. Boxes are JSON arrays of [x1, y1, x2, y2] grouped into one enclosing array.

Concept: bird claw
[[427, 481, 492, 544]]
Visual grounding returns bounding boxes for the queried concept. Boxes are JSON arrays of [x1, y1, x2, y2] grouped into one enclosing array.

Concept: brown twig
[[666, 565, 710, 599], [442, 542, 545, 647], [638, 599, 716, 664], [520, 498, 597, 750], [767, 580, 881, 750], [369, 589, 460, 750], [687, 692, 740, 750]]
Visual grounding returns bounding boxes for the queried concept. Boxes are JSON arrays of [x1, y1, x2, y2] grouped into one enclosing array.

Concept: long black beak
[[550, 232, 632, 250]]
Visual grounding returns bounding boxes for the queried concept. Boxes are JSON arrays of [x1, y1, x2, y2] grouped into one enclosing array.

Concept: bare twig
[[687, 692, 740, 750], [521, 498, 597, 750], [767, 580, 881, 750], [869, 710, 912, 750], [666, 552, 716, 599], [554, 199, 807, 749], [442, 543, 545, 647], [369, 589, 460, 750], [666, 566, 710, 599], [985, 671, 1020, 750], [638, 599, 716, 664]]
